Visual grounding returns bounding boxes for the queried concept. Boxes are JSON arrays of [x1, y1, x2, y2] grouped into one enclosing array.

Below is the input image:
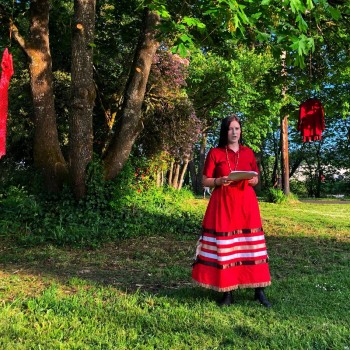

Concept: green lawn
[[1, 200, 349, 349]]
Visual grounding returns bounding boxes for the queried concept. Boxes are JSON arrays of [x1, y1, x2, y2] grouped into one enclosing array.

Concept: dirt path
[[300, 199, 350, 204]]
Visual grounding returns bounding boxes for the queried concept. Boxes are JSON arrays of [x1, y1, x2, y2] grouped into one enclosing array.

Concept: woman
[[192, 115, 271, 307]]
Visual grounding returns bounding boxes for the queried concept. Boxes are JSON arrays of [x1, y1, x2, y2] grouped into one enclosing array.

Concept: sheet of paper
[[228, 171, 258, 181]]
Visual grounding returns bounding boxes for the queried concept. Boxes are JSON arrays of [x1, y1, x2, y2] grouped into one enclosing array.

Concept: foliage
[[148, 0, 349, 67], [266, 188, 299, 204], [1, 0, 349, 200], [289, 179, 309, 198], [0, 159, 203, 246], [140, 49, 201, 161], [187, 48, 279, 151]]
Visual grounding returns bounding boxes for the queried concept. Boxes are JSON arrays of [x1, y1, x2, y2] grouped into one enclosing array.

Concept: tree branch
[[10, 20, 28, 54]]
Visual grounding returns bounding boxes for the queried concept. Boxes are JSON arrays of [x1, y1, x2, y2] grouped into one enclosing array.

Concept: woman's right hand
[[218, 176, 232, 186]]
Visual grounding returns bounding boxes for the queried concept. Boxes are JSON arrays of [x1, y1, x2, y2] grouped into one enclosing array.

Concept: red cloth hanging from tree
[[297, 98, 325, 142], [0, 48, 14, 158]]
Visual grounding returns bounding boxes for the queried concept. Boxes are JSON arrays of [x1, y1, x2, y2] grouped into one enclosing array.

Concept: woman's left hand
[[248, 176, 258, 186]]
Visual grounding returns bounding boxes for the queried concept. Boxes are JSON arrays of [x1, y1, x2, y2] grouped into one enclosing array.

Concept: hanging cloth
[[297, 98, 325, 143], [0, 48, 14, 158]]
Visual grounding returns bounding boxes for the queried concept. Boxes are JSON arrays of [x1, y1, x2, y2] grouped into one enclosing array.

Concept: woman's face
[[227, 120, 241, 145]]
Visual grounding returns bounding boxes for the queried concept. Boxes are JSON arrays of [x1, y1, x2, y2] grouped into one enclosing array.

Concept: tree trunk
[[156, 170, 161, 187], [172, 162, 180, 189], [103, 9, 160, 180], [69, 0, 96, 199], [271, 132, 281, 188], [177, 157, 189, 191], [11, 0, 68, 192], [315, 143, 322, 198], [168, 161, 174, 186], [195, 132, 208, 194], [281, 115, 290, 195], [280, 50, 290, 195], [188, 159, 197, 190]]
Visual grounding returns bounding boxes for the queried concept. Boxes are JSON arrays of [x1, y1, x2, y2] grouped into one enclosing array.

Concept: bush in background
[[266, 188, 299, 204], [0, 159, 202, 247]]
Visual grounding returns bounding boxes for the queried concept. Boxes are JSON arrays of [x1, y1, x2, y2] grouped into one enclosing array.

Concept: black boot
[[217, 291, 233, 307], [254, 288, 272, 308]]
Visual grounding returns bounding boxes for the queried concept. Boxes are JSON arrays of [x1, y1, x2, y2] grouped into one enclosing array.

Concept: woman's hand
[[219, 176, 233, 186], [248, 176, 258, 186]]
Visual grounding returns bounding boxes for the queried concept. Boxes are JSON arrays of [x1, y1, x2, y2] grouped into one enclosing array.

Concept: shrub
[[0, 159, 202, 246], [266, 188, 299, 204]]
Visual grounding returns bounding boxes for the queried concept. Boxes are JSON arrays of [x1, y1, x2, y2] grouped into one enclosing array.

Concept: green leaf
[[294, 54, 306, 68], [328, 6, 341, 20], [178, 43, 189, 57], [296, 14, 308, 32], [306, 0, 314, 10], [233, 14, 241, 29], [158, 8, 172, 19], [277, 35, 287, 44], [202, 9, 219, 16], [179, 34, 192, 43], [290, 35, 313, 56], [307, 37, 315, 52], [238, 5, 250, 24], [251, 12, 262, 20], [256, 31, 270, 42], [261, 0, 271, 5], [181, 16, 206, 29], [290, 0, 306, 13]]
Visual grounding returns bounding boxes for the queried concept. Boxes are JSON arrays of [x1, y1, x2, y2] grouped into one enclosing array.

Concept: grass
[[1, 200, 350, 349]]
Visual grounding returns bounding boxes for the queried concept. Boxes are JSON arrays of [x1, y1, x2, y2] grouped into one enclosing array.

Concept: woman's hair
[[218, 114, 243, 147]]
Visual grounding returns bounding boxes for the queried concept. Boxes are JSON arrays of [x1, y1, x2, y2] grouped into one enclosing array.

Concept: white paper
[[228, 171, 258, 181]]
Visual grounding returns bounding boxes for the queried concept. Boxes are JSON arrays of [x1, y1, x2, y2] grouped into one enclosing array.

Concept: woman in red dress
[[192, 115, 271, 307]]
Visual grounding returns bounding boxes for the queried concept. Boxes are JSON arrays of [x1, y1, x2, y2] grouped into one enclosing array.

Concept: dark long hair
[[218, 114, 243, 148]]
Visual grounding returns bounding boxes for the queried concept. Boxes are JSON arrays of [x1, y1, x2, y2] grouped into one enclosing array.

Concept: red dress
[[298, 98, 325, 142], [192, 146, 271, 291]]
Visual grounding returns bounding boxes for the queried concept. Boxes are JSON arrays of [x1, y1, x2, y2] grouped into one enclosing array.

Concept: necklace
[[226, 146, 239, 172]]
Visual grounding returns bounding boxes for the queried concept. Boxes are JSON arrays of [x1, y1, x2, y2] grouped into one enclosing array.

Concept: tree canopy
[[0, 0, 349, 198]]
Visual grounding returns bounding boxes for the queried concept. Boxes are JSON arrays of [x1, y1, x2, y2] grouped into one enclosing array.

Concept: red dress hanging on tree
[[298, 98, 325, 142], [192, 146, 271, 292], [0, 48, 14, 158]]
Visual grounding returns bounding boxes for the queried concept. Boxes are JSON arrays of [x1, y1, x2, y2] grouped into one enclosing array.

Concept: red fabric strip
[[0, 48, 14, 158]]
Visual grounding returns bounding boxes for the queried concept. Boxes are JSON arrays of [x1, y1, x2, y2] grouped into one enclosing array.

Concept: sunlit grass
[[1, 200, 349, 349]]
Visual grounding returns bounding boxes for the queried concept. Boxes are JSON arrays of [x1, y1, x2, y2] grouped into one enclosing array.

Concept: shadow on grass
[[1, 232, 349, 319]]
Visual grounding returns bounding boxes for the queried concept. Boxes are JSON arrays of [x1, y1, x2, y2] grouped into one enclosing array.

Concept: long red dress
[[298, 98, 325, 142], [192, 146, 271, 292]]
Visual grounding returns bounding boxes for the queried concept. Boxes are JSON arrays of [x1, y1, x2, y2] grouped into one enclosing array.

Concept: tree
[[69, 0, 96, 199], [186, 49, 277, 193], [138, 49, 200, 190], [1, 0, 349, 198], [102, 9, 160, 181], [7, 0, 68, 192]]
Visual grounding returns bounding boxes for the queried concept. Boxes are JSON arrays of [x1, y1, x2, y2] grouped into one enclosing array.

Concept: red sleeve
[[203, 148, 216, 178]]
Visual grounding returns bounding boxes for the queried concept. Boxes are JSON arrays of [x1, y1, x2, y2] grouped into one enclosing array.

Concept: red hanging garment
[[297, 98, 325, 142], [0, 48, 14, 158]]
